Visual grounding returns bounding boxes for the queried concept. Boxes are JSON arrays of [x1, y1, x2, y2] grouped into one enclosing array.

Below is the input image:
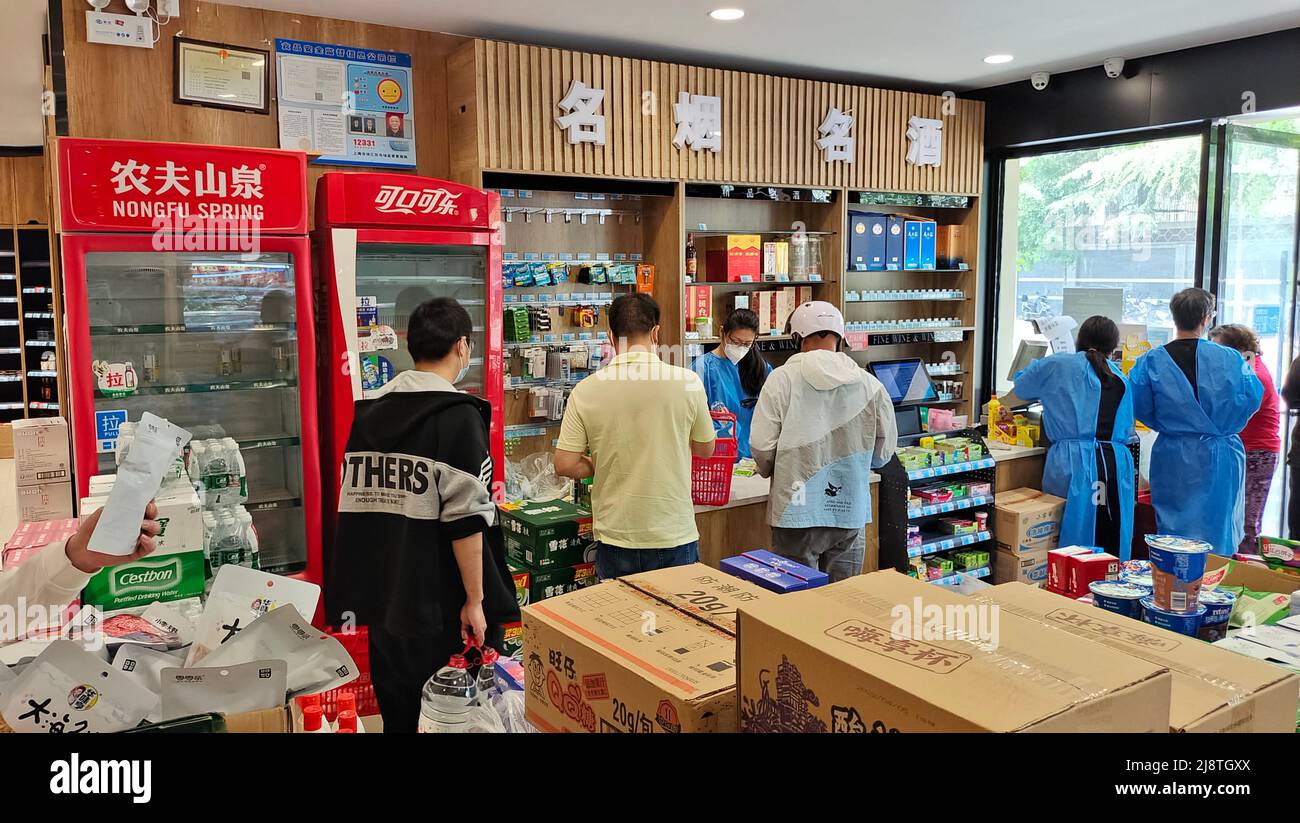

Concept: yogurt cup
[[1140, 595, 1207, 637], [1088, 580, 1149, 619], [1197, 589, 1237, 642], [1144, 534, 1212, 613]]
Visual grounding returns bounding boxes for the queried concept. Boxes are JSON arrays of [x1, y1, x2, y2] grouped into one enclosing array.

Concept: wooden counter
[[991, 443, 1047, 492]]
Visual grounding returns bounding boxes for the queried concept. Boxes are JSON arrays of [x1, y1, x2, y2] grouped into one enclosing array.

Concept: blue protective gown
[[691, 352, 770, 460], [1014, 352, 1137, 559], [1128, 340, 1264, 556]]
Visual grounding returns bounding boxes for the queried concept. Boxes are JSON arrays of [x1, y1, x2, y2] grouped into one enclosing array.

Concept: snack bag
[[88, 413, 191, 556], [1, 639, 158, 733], [160, 659, 287, 720], [198, 605, 359, 698], [1230, 588, 1293, 628], [186, 566, 320, 667], [112, 645, 187, 722]]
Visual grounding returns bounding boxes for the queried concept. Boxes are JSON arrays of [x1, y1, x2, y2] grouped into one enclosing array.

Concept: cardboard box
[[703, 234, 761, 282], [508, 559, 597, 605], [776, 288, 796, 333], [885, 215, 905, 270], [521, 563, 771, 733], [81, 549, 206, 611], [1207, 554, 1300, 594], [994, 488, 1065, 556], [982, 582, 1300, 732], [504, 532, 596, 568], [12, 417, 71, 487], [936, 224, 964, 269], [1048, 546, 1097, 593], [224, 705, 293, 733], [498, 500, 593, 550], [2, 518, 79, 570], [995, 547, 1048, 587], [736, 570, 1171, 732], [1069, 552, 1119, 596], [685, 285, 712, 331], [15, 482, 74, 523]]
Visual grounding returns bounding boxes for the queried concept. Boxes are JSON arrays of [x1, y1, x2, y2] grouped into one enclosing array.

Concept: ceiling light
[[709, 8, 745, 21], [984, 54, 1014, 64]]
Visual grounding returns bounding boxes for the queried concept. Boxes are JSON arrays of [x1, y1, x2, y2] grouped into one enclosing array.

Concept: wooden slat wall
[[462, 40, 983, 195]]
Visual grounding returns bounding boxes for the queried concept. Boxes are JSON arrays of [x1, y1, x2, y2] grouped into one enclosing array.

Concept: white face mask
[[724, 344, 750, 365]]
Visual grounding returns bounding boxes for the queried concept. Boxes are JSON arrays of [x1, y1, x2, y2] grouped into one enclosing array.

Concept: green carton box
[[82, 550, 206, 611], [498, 500, 593, 549], [508, 559, 598, 606], [504, 532, 596, 568]]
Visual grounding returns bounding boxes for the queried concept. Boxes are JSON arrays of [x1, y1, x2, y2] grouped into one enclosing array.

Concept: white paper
[[87, 413, 191, 557], [1037, 315, 1078, 355], [277, 105, 314, 152], [278, 54, 344, 105], [311, 109, 347, 155]]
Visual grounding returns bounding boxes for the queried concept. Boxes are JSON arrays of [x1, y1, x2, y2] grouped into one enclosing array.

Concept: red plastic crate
[[692, 410, 738, 506], [320, 626, 378, 721]]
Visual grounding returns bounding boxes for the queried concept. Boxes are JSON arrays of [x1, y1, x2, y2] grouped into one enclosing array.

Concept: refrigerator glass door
[[83, 251, 307, 573], [353, 243, 488, 396]]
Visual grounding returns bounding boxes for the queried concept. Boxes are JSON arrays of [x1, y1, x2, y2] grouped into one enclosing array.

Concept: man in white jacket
[[0, 504, 160, 644], [750, 302, 897, 581]]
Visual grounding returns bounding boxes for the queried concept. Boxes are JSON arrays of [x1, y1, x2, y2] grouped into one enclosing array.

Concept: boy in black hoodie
[[326, 297, 518, 732]]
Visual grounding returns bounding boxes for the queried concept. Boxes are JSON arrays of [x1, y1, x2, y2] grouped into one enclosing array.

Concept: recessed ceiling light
[[709, 8, 745, 21], [984, 54, 1014, 64]]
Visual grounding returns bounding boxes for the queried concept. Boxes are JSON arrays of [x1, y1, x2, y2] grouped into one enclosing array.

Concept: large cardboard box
[[994, 488, 1065, 556], [1207, 554, 1300, 594], [521, 563, 772, 733], [982, 582, 1300, 732], [15, 482, 74, 522], [994, 546, 1048, 587], [12, 417, 71, 487], [504, 532, 596, 568], [736, 570, 1171, 732]]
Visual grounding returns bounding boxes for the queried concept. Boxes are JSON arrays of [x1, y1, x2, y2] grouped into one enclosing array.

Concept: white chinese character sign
[[673, 92, 722, 153], [906, 116, 943, 167], [555, 80, 607, 145], [817, 107, 855, 163]]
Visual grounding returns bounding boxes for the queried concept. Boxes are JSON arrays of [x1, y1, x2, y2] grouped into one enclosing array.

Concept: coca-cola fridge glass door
[[83, 250, 308, 573], [353, 243, 488, 397]]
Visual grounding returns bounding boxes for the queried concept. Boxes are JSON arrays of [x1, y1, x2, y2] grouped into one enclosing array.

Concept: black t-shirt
[[1164, 339, 1199, 399], [1096, 375, 1125, 442]]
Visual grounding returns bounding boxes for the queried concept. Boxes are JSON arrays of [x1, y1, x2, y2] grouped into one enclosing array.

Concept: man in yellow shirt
[[555, 294, 716, 579]]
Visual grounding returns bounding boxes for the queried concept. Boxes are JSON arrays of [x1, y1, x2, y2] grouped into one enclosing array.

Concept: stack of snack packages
[[184, 425, 258, 594], [499, 499, 599, 657]]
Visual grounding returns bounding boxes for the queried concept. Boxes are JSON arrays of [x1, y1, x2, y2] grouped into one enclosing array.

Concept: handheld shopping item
[[692, 409, 739, 506], [199, 605, 359, 698]]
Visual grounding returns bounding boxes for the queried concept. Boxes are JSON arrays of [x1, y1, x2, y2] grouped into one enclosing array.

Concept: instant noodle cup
[[1197, 588, 1236, 642], [1144, 534, 1211, 613], [1088, 580, 1149, 619], [1140, 596, 1207, 637]]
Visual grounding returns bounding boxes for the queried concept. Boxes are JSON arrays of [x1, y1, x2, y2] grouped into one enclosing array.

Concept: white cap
[[788, 300, 848, 347]]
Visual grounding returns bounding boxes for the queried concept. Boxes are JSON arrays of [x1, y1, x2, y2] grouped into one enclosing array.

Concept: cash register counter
[[693, 443, 1047, 573]]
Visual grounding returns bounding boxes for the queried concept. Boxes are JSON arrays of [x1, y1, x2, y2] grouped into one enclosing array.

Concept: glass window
[[994, 136, 1203, 391]]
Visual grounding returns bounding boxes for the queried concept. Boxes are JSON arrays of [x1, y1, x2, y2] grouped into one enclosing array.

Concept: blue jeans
[[595, 541, 700, 581]]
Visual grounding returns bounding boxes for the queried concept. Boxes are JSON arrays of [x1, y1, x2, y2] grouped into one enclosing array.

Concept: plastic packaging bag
[[198, 605, 358, 698], [1, 639, 158, 733], [186, 565, 320, 667], [0, 662, 16, 704], [463, 703, 507, 733], [489, 689, 534, 733], [506, 451, 572, 503], [160, 659, 287, 720], [112, 645, 186, 723], [89, 412, 191, 556]]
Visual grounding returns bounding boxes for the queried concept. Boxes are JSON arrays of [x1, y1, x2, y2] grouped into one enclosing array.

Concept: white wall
[[0, 0, 47, 147]]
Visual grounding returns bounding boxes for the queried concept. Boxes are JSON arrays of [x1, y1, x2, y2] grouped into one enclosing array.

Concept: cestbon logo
[[110, 556, 181, 596]]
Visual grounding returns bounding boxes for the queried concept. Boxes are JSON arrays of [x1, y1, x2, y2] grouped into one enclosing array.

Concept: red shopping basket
[[320, 625, 379, 721], [692, 410, 738, 506]]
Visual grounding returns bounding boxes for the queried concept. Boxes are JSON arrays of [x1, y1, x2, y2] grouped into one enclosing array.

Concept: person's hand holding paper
[[87, 412, 191, 557]]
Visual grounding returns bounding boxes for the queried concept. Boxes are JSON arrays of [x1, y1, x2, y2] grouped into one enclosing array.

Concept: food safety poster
[[274, 38, 416, 168]]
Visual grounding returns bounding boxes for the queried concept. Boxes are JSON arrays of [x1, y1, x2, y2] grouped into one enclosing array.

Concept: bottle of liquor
[[685, 233, 697, 282]]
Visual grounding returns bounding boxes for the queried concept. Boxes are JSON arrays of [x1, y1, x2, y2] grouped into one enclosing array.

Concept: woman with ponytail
[[691, 308, 771, 460], [1006, 315, 1137, 557]]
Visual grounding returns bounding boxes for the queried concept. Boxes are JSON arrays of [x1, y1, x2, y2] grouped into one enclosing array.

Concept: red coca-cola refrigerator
[[314, 172, 503, 582], [59, 137, 322, 576]]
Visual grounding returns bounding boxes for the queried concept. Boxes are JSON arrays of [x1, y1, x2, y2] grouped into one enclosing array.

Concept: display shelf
[[0, 348, 19, 355], [505, 420, 563, 438], [928, 566, 992, 586], [89, 322, 296, 337], [503, 295, 617, 307], [688, 229, 836, 237], [908, 530, 992, 559], [846, 267, 968, 274], [505, 376, 589, 390], [21, 287, 52, 294], [924, 397, 967, 406], [0, 374, 20, 382], [0, 320, 19, 327], [907, 457, 996, 481], [246, 489, 303, 511], [688, 334, 793, 345], [23, 312, 53, 319], [687, 279, 826, 288], [28, 401, 59, 411], [908, 494, 994, 520], [0, 274, 14, 280], [846, 295, 966, 304], [505, 338, 606, 350], [857, 323, 969, 334], [26, 370, 57, 378], [24, 340, 55, 347], [103, 378, 297, 397], [0, 402, 23, 410], [235, 434, 302, 451]]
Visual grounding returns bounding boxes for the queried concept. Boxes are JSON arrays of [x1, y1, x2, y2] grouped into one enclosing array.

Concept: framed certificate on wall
[[173, 37, 270, 114]]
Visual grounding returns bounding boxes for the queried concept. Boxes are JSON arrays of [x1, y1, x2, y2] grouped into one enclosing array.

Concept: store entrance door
[[1214, 120, 1300, 541]]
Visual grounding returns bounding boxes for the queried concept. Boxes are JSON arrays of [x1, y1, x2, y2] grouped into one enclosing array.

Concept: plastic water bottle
[[476, 647, 501, 705], [418, 654, 477, 733]]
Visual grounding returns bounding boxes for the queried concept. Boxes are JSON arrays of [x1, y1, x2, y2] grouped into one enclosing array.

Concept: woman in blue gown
[[691, 309, 771, 460]]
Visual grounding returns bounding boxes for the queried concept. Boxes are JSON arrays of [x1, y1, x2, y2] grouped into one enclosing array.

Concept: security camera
[[1103, 57, 1126, 79], [87, 0, 111, 9], [1030, 72, 1050, 91]]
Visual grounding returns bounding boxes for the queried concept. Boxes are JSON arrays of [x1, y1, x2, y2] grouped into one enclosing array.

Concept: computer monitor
[[1007, 339, 1050, 381], [867, 357, 938, 407]]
